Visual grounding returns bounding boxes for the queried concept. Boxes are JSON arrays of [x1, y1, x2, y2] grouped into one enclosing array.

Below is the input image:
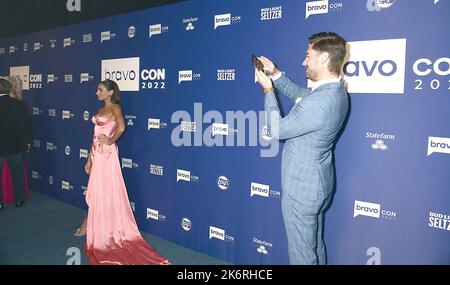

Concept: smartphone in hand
[[252, 54, 264, 71], [252, 54, 271, 75]]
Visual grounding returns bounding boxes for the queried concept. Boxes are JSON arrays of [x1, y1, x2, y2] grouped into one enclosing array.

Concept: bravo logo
[[306, 0, 328, 19], [9, 66, 30, 90], [101, 57, 140, 91], [354, 200, 380, 218], [214, 13, 241, 30], [427, 136, 450, 156], [343, 39, 406, 94], [353, 200, 397, 220]]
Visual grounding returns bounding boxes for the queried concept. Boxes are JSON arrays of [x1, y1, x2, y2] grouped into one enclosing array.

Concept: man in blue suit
[[255, 32, 348, 265]]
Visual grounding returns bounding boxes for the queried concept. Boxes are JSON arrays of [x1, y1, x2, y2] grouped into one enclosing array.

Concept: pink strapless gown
[[85, 116, 168, 265]]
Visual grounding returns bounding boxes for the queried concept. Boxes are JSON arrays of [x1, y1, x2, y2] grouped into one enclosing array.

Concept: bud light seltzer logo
[[101, 57, 140, 91], [150, 164, 164, 176]]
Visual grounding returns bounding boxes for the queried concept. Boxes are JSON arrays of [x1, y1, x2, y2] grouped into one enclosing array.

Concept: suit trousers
[[282, 190, 332, 265]]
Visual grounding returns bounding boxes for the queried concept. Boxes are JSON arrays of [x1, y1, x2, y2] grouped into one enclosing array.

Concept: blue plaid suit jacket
[[265, 74, 348, 203]]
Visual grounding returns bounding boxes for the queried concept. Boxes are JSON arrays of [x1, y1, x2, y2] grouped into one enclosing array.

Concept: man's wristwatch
[[263, 87, 275, 94]]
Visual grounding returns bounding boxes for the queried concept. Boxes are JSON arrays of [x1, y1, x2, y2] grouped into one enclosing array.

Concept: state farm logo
[[183, 17, 198, 31], [125, 115, 136, 126], [101, 57, 140, 91], [343, 38, 406, 94], [49, 39, 57, 48], [253, 237, 272, 255], [366, 132, 395, 151]]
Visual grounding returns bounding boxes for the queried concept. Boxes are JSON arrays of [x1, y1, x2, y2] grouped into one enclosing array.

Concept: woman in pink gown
[[82, 79, 169, 265]]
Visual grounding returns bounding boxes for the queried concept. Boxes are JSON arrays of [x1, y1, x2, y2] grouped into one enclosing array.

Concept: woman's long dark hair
[[100, 79, 120, 104]]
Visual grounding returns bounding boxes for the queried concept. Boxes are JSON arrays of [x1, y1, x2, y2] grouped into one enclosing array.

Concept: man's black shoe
[[15, 201, 25, 208], [0, 204, 4, 210]]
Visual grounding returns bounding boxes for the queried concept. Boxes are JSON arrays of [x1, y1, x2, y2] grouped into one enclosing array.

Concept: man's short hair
[[309, 32, 347, 75]]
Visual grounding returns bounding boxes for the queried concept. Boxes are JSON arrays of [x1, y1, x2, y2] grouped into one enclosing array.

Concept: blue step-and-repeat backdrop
[[0, 0, 449, 264]]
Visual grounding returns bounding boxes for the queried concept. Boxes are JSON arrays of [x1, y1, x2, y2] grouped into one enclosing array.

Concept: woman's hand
[[84, 160, 92, 175]]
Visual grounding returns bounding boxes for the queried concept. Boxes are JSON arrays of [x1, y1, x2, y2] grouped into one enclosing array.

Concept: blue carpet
[[0, 191, 230, 265]]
